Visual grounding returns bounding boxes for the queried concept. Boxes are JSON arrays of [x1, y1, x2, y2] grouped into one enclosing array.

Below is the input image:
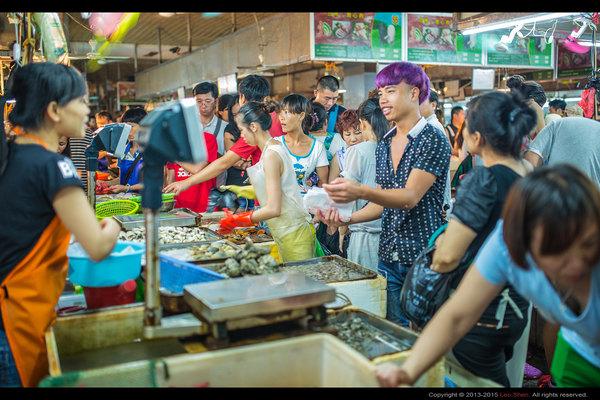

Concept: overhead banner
[[310, 12, 402, 62], [557, 42, 597, 78], [406, 13, 483, 66], [486, 34, 553, 68]]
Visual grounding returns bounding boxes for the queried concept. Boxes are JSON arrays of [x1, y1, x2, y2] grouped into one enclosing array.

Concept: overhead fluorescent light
[[578, 40, 600, 47], [462, 13, 580, 35]]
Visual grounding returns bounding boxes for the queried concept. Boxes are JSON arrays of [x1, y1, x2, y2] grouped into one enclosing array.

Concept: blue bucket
[[68, 241, 145, 287]]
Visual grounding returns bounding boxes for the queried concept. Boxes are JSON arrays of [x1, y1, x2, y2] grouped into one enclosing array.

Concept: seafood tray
[[281, 255, 377, 284], [96, 193, 136, 203], [159, 240, 242, 264], [115, 208, 199, 231], [198, 211, 226, 226], [327, 308, 417, 360], [119, 226, 221, 245], [222, 227, 273, 245]]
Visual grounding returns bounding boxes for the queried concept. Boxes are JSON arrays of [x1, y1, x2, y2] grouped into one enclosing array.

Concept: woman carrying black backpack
[[401, 91, 536, 386]]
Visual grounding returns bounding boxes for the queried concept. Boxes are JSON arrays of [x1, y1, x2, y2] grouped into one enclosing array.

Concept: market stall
[[36, 97, 505, 389]]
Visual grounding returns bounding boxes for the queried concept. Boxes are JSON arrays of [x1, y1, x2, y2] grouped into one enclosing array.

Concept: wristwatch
[[125, 184, 131, 193]]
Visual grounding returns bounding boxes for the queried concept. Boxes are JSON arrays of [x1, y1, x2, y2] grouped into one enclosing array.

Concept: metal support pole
[[157, 27, 162, 64], [143, 208, 161, 328], [187, 15, 192, 53], [87, 171, 96, 208]]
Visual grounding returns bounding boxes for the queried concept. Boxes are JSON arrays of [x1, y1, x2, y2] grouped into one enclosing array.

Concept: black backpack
[[399, 223, 474, 330]]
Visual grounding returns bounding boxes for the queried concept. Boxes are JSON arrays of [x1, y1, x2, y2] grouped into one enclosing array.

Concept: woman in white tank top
[[220, 101, 316, 261]]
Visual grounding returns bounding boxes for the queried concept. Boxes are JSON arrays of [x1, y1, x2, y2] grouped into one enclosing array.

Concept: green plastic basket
[[130, 193, 175, 204], [95, 199, 140, 219], [130, 194, 175, 213]]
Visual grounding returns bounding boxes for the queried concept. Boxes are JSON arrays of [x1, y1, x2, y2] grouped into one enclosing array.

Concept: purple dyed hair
[[375, 62, 431, 105]]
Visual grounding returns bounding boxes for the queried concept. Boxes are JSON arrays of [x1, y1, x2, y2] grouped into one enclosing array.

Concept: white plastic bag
[[302, 187, 354, 222]]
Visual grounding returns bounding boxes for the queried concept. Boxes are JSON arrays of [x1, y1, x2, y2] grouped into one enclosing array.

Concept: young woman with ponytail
[[218, 101, 317, 261], [275, 93, 329, 193], [0, 63, 120, 387]]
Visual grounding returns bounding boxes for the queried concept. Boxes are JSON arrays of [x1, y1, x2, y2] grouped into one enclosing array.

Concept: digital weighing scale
[[184, 271, 336, 339]]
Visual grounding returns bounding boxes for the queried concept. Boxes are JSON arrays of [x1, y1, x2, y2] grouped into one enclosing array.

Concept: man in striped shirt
[[69, 126, 94, 191]]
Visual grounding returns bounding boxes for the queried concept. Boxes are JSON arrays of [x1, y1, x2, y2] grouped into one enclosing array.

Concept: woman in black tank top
[[428, 92, 538, 386]]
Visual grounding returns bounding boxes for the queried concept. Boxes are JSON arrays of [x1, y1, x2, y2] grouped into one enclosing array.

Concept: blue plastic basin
[[68, 241, 145, 287]]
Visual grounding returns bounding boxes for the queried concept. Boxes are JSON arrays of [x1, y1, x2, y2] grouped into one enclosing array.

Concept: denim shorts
[[0, 328, 21, 387]]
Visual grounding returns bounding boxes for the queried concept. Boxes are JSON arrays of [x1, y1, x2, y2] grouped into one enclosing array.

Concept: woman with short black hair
[[0, 63, 120, 387], [377, 164, 600, 388]]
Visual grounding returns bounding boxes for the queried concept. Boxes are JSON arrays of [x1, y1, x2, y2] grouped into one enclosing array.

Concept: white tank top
[[246, 139, 312, 235]]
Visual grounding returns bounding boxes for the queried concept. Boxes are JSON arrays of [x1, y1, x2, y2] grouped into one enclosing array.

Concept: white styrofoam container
[[43, 334, 380, 387], [329, 275, 387, 318], [156, 334, 379, 387]]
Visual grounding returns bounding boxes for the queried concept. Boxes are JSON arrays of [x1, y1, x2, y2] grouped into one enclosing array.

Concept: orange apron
[[0, 134, 71, 387]]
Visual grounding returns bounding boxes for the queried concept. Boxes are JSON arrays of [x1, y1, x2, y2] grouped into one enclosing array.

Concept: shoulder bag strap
[[123, 152, 143, 184]]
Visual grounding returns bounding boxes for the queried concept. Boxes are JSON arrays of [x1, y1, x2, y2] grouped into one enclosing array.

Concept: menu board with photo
[[406, 14, 483, 65], [557, 42, 597, 78], [486, 34, 553, 68], [311, 12, 402, 62]]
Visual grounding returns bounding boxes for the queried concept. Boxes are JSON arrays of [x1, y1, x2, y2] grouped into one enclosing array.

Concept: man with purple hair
[[321, 62, 451, 326]]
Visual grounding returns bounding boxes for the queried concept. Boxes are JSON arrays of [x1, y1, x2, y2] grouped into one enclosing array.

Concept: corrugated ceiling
[[65, 12, 276, 47]]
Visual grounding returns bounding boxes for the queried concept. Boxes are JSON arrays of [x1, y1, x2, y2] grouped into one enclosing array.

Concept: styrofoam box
[[41, 334, 379, 387], [155, 334, 379, 387], [373, 351, 445, 387], [329, 275, 387, 318]]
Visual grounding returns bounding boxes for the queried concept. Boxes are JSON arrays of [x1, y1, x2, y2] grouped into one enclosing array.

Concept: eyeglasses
[[196, 99, 215, 105]]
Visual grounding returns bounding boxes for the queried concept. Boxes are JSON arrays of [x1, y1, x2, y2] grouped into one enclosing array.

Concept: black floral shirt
[[375, 118, 451, 264]]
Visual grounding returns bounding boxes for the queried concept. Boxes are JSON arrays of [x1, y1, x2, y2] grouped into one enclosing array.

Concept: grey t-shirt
[[528, 117, 600, 187]]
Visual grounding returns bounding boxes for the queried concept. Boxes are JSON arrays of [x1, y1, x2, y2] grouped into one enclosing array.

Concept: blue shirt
[[476, 221, 600, 368], [375, 118, 451, 264]]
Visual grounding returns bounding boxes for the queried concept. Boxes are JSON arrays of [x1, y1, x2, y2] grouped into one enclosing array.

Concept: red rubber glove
[[218, 209, 255, 234]]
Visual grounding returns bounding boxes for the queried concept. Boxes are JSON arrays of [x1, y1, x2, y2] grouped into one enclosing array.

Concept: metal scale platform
[[183, 271, 336, 340]]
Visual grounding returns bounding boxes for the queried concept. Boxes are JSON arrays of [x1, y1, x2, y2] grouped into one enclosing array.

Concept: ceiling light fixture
[[158, 13, 175, 18], [578, 40, 600, 47], [462, 13, 580, 35]]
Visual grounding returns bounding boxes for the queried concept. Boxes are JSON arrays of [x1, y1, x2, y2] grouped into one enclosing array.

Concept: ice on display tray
[[115, 208, 200, 231], [119, 226, 222, 245], [281, 255, 377, 283], [159, 240, 241, 264]]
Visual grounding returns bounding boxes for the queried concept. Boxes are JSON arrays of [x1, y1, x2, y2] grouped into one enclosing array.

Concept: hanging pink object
[[562, 37, 590, 54], [89, 13, 125, 37]]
